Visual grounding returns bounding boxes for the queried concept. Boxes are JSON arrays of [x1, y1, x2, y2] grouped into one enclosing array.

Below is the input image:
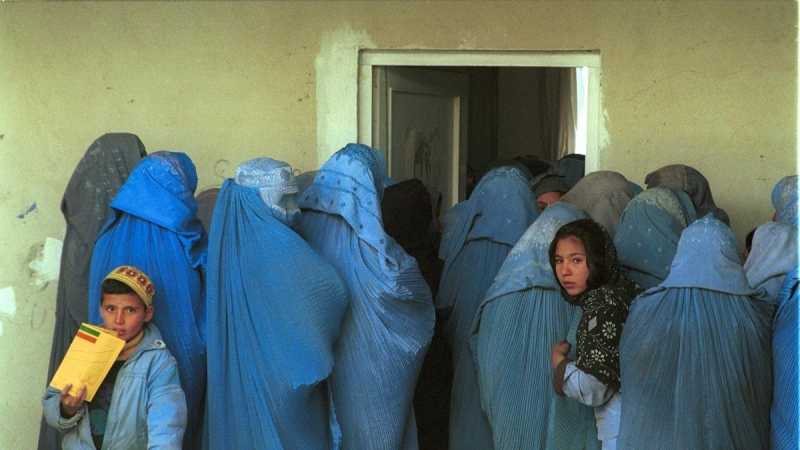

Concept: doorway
[[357, 49, 601, 211]]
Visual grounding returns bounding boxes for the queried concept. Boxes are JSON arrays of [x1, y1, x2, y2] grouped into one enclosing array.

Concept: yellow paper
[[49, 323, 125, 402]]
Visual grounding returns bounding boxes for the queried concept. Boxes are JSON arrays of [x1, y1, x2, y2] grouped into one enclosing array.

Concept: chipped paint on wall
[[28, 237, 63, 288], [316, 23, 375, 166], [16, 202, 37, 219]]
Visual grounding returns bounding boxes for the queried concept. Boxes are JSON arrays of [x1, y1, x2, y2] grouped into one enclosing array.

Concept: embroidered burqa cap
[[235, 157, 300, 227], [104, 265, 155, 307]]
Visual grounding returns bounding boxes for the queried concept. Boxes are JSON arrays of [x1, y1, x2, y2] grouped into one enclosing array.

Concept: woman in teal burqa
[[618, 215, 773, 449], [470, 202, 593, 449], [436, 165, 538, 449]]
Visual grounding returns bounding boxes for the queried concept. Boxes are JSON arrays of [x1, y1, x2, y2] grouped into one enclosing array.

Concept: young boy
[[43, 265, 187, 449]]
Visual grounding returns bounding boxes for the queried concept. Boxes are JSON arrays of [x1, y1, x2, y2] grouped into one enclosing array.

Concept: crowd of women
[[40, 132, 797, 449]]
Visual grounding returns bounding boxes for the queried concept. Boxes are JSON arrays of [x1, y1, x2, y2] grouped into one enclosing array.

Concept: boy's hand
[[60, 383, 87, 418], [550, 340, 571, 369]]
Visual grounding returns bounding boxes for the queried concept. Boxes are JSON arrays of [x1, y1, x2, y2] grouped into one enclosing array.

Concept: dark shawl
[[553, 219, 641, 391], [644, 164, 731, 226], [39, 133, 143, 450]]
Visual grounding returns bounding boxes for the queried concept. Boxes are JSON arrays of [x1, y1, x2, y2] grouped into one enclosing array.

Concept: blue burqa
[[206, 161, 348, 448], [436, 166, 539, 450], [618, 215, 773, 449], [771, 265, 799, 449], [744, 221, 798, 303], [39, 133, 144, 450], [297, 143, 435, 449], [470, 202, 594, 449], [88, 151, 207, 450], [772, 175, 798, 226], [614, 187, 697, 290]]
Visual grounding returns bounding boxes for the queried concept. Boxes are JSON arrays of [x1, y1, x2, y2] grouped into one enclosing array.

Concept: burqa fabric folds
[[436, 166, 539, 450], [618, 215, 773, 449], [771, 265, 799, 449], [559, 171, 634, 238], [297, 143, 435, 449], [744, 221, 798, 302], [38, 133, 144, 450], [644, 164, 731, 226], [614, 187, 697, 290], [470, 202, 591, 449], [88, 151, 207, 450], [206, 158, 348, 448], [772, 175, 799, 226]]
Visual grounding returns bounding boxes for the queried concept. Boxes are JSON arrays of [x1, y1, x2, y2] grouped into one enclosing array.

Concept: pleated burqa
[[618, 215, 773, 449], [38, 133, 144, 450], [88, 151, 207, 450], [614, 187, 697, 290], [436, 166, 539, 450], [772, 175, 798, 226], [297, 143, 435, 449], [470, 202, 591, 449], [771, 265, 799, 449], [205, 163, 348, 448]]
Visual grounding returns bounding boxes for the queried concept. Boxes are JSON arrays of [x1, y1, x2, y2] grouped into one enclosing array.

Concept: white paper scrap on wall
[[0, 286, 16, 317], [29, 237, 63, 288]]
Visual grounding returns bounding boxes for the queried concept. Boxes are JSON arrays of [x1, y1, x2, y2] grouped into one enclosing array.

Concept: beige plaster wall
[[0, 1, 794, 447]]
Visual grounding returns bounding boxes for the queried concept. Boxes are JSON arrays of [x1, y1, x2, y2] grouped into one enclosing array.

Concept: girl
[[548, 219, 641, 450]]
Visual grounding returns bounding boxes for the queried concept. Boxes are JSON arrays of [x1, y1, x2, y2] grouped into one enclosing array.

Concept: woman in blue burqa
[[205, 158, 348, 448], [470, 202, 598, 449], [296, 143, 435, 449], [772, 175, 798, 226], [436, 165, 538, 449], [618, 215, 773, 449], [744, 220, 798, 449], [38, 133, 145, 450], [614, 187, 697, 290], [87, 151, 207, 450]]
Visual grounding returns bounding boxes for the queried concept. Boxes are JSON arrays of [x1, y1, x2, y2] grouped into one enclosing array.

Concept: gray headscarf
[[644, 164, 730, 226], [560, 170, 635, 238]]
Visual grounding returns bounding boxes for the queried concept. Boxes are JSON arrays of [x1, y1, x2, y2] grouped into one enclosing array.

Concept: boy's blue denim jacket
[[43, 323, 187, 449]]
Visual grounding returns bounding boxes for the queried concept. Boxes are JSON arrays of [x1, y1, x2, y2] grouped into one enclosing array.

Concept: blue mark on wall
[[17, 202, 37, 219]]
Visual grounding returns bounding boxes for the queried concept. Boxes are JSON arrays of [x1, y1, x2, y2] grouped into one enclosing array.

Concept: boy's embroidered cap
[[104, 265, 155, 307]]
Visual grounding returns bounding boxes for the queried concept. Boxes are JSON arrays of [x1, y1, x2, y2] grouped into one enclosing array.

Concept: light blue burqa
[[88, 151, 207, 450], [470, 202, 595, 449], [618, 215, 773, 449], [772, 175, 798, 226], [436, 166, 539, 450], [614, 187, 697, 290], [205, 159, 349, 448], [744, 221, 798, 303], [297, 143, 435, 449], [771, 265, 799, 450]]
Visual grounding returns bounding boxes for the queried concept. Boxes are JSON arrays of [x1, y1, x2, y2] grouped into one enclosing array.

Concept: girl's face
[[554, 236, 590, 296]]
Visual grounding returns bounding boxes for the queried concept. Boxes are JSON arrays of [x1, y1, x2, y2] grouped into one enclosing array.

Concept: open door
[[373, 66, 469, 211]]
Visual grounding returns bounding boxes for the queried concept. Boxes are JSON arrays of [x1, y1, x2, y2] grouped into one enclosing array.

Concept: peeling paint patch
[[17, 202, 37, 219], [28, 237, 63, 288], [316, 23, 375, 166], [0, 287, 16, 317]]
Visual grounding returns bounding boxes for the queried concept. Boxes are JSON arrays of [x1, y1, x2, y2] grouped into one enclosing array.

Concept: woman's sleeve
[[560, 362, 615, 407], [146, 353, 188, 449]]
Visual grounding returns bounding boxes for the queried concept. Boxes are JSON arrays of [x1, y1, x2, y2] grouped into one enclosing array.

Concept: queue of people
[[40, 134, 797, 449]]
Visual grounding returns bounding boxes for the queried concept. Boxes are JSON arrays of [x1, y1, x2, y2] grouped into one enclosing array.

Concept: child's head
[[100, 266, 155, 342], [548, 219, 608, 296]]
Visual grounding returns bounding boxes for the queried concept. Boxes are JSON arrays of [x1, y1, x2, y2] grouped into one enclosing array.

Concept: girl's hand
[[551, 340, 572, 368], [60, 383, 87, 418]]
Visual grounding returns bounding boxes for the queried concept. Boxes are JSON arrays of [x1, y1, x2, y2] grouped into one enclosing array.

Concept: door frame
[[357, 49, 602, 173]]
